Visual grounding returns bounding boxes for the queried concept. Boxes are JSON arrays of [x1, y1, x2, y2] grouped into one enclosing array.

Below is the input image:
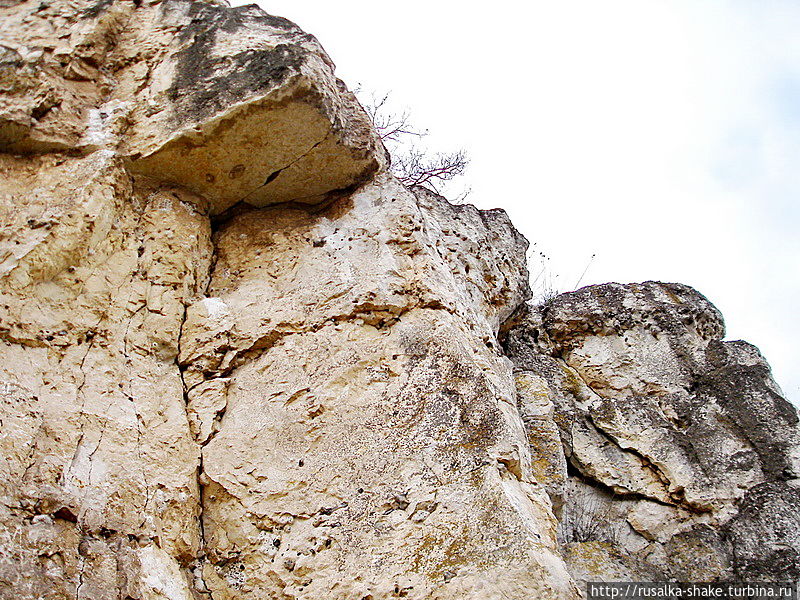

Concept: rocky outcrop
[[502, 282, 800, 586], [1, 1, 797, 599], [1, 0, 382, 212], [0, 2, 575, 598]]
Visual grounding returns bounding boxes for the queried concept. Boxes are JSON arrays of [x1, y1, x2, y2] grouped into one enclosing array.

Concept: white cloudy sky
[[232, 1, 799, 404]]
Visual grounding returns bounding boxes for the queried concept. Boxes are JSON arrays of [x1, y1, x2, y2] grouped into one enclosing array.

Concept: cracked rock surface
[[502, 282, 800, 586], [1, 1, 798, 599], [1, 0, 382, 213]]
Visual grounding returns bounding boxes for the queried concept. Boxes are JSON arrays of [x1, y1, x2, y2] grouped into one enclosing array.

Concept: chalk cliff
[[0, 1, 797, 599]]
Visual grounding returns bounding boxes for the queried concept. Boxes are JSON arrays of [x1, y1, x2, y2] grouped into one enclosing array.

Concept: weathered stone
[[503, 281, 800, 585], [0, 0, 383, 213], [726, 481, 800, 580], [191, 177, 575, 598], [0, 152, 212, 598], [1, 1, 796, 598]]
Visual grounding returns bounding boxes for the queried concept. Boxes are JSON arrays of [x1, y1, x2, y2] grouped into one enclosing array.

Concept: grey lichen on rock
[[1, 1, 798, 599], [123, 0, 382, 213], [502, 281, 800, 585]]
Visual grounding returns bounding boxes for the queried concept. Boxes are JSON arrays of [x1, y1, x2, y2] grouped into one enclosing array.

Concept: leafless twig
[[357, 88, 469, 197], [393, 147, 469, 193], [362, 92, 427, 143]]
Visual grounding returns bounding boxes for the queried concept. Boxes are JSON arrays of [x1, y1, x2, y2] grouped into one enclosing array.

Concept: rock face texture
[[0, 1, 797, 599], [502, 282, 800, 586], [1, 0, 382, 212]]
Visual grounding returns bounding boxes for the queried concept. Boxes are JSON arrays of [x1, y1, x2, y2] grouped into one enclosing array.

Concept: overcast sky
[[232, 1, 799, 405]]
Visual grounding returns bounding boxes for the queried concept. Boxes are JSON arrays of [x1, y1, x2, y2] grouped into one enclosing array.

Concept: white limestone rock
[[2, 1, 796, 598], [0, 0, 383, 213], [503, 281, 800, 584]]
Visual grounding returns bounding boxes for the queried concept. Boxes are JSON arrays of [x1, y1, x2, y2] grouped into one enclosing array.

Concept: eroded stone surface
[[0, 152, 212, 598], [503, 281, 800, 585], [0, 0, 382, 213], [1, 1, 797, 598], [181, 178, 576, 599]]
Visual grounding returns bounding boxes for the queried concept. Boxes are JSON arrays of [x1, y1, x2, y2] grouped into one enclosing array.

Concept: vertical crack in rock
[[65, 337, 97, 477], [75, 554, 85, 600], [175, 213, 222, 599]]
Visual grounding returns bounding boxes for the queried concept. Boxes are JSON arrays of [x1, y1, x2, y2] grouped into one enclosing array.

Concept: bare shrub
[[528, 244, 561, 306], [357, 89, 469, 196], [558, 485, 622, 546], [362, 92, 426, 144], [392, 148, 469, 191]]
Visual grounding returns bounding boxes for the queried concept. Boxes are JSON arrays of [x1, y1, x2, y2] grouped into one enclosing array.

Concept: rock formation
[[0, 1, 797, 599], [502, 283, 800, 587]]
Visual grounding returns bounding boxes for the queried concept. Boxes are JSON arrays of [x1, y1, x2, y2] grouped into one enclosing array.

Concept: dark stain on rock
[[81, 0, 114, 18], [539, 282, 725, 353], [52, 506, 78, 522], [725, 481, 800, 580], [164, 0, 307, 125], [398, 330, 504, 457], [174, 0, 301, 41], [697, 340, 798, 481]]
